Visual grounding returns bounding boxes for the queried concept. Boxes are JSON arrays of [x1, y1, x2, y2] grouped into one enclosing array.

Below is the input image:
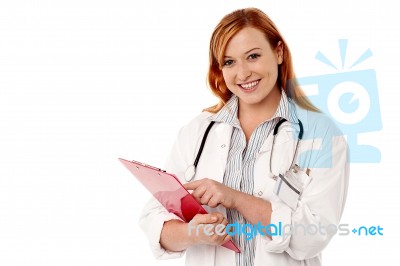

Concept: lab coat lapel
[[258, 104, 310, 154], [194, 121, 232, 184], [256, 121, 298, 181], [258, 123, 291, 154], [212, 122, 233, 183]]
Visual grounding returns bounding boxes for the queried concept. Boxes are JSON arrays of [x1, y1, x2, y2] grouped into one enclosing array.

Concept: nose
[[237, 62, 251, 81]]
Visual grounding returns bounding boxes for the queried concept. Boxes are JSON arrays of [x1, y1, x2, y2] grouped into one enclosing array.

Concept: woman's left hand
[[183, 178, 238, 208]]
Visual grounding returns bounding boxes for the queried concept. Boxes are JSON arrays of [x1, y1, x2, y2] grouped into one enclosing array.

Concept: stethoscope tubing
[[184, 118, 303, 182]]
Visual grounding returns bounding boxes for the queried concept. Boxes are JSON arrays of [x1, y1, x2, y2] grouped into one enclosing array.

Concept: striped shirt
[[210, 91, 292, 266]]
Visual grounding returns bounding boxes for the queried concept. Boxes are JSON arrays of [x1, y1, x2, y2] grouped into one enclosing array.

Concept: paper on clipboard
[[118, 158, 240, 253]]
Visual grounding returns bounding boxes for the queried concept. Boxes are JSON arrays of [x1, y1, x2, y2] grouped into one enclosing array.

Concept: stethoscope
[[184, 118, 304, 182]]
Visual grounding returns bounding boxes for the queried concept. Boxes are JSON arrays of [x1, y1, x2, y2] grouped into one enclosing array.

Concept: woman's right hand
[[160, 212, 231, 252], [187, 212, 231, 246]]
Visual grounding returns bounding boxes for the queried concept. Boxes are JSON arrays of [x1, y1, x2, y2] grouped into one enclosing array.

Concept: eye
[[248, 53, 260, 60], [223, 59, 234, 66]]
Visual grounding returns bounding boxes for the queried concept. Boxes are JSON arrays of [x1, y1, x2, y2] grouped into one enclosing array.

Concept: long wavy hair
[[204, 8, 319, 113]]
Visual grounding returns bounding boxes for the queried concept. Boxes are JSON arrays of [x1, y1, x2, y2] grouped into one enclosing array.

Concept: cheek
[[263, 65, 279, 80], [258, 58, 278, 74], [221, 70, 233, 84]]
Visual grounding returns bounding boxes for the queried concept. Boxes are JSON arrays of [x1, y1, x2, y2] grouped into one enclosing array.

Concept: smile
[[239, 80, 260, 90]]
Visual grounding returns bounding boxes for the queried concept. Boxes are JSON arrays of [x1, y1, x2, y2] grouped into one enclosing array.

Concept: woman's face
[[221, 27, 283, 110]]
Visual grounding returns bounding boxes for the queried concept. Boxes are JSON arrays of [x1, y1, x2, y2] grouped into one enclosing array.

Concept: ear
[[276, 41, 283, 65]]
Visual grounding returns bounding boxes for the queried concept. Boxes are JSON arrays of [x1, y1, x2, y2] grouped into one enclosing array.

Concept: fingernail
[[211, 216, 217, 221]]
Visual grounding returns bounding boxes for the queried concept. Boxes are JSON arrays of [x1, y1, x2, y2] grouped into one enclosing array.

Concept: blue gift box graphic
[[295, 39, 382, 164]]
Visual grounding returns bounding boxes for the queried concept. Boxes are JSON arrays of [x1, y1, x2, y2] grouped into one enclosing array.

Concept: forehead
[[224, 27, 272, 56]]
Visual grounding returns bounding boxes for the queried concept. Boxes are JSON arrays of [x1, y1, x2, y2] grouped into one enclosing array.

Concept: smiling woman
[[218, 27, 283, 140], [139, 7, 349, 266], [205, 8, 318, 115]]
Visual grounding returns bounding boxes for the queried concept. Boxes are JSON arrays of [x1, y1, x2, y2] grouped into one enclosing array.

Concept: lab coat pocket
[[291, 166, 312, 190], [273, 167, 312, 210]]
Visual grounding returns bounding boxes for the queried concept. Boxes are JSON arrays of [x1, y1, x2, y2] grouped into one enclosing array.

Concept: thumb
[[193, 213, 218, 224]]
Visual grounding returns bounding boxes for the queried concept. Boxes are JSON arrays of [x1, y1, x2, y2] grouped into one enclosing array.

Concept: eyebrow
[[224, 47, 262, 58]]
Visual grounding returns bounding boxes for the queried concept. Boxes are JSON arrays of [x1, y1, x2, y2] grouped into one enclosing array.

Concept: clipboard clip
[[131, 160, 166, 172]]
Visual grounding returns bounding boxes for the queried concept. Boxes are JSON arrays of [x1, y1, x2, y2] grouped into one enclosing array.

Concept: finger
[[192, 185, 207, 202], [193, 213, 218, 225], [220, 233, 231, 244], [210, 212, 225, 224], [213, 220, 228, 236], [208, 199, 219, 208], [183, 179, 203, 190], [213, 227, 231, 245], [221, 217, 229, 226], [199, 191, 213, 205], [208, 194, 223, 208], [219, 217, 232, 234]]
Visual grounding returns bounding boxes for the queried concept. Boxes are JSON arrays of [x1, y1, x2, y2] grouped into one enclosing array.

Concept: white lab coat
[[139, 105, 349, 266]]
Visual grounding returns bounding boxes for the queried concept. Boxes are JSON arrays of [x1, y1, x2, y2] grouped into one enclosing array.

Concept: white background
[[1, 0, 399, 265]]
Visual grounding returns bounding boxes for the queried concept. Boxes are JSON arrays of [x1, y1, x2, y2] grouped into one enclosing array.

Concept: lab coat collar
[[258, 102, 310, 153], [205, 94, 310, 154]]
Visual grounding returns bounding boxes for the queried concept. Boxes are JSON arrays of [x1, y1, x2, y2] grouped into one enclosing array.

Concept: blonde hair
[[205, 7, 319, 113]]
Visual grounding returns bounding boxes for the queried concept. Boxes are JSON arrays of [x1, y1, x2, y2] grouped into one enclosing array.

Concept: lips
[[239, 79, 260, 91]]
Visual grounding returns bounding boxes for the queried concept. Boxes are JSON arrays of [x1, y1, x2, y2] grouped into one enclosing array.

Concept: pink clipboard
[[119, 158, 240, 253]]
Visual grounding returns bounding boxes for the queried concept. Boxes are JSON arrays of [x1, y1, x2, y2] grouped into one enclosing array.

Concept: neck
[[238, 87, 282, 125]]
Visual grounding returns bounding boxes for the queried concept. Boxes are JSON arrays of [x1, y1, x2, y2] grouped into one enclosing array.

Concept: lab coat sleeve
[[263, 121, 349, 260], [139, 197, 185, 259], [138, 113, 208, 259]]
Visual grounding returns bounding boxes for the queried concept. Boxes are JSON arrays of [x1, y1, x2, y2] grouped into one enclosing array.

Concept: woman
[[139, 7, 349, 266]]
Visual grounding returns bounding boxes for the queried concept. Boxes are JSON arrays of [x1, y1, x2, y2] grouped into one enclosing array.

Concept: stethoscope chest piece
[[184, 165, 196, 182]]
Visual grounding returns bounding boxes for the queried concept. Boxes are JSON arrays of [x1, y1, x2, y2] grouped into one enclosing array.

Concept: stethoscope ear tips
[[184, 165, 196, 182]]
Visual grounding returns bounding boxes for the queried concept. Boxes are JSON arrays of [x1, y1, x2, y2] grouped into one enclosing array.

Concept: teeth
[[241, 80, 259, 89]]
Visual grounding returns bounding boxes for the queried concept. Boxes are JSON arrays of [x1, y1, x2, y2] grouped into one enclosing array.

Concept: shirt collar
[[210, 94, 239, 126], [210, 90, 296, 126]]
